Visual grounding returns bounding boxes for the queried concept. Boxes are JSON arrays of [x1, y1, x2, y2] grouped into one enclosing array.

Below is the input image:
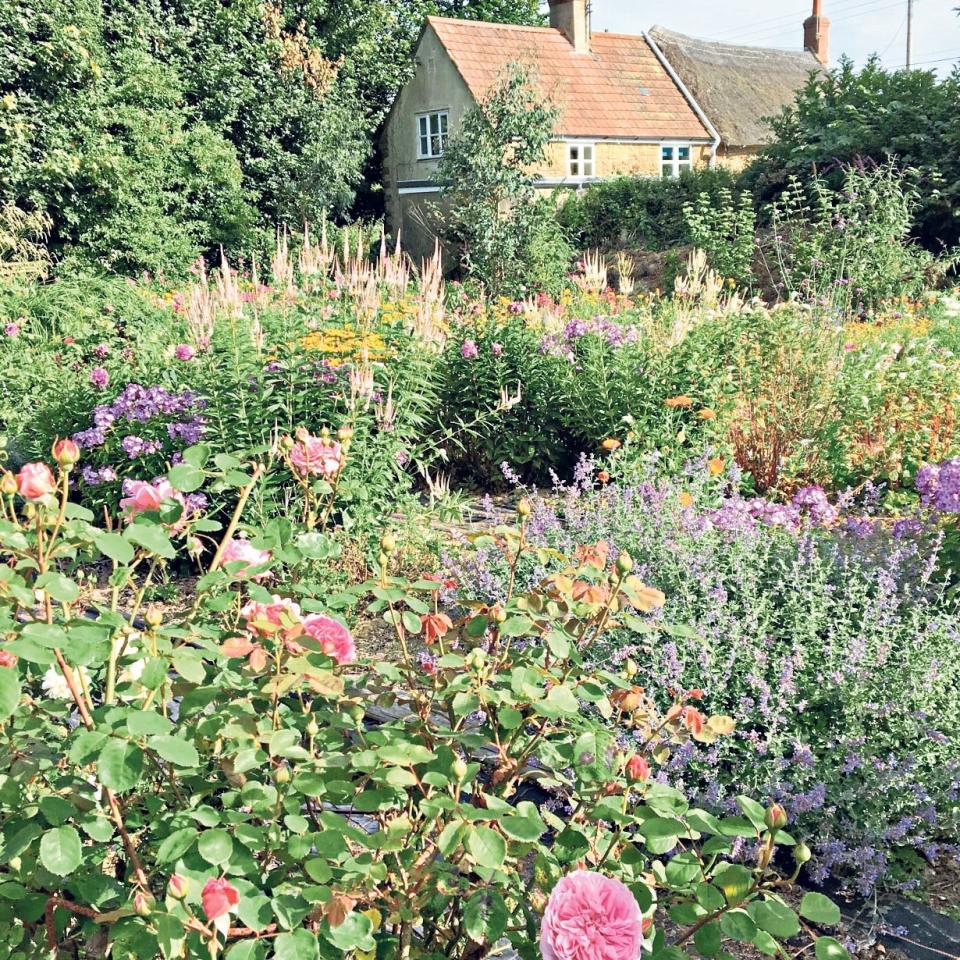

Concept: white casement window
[[417, 111, 449, 159], [568, 142, 595, 179], [661, 144, 693, 178]]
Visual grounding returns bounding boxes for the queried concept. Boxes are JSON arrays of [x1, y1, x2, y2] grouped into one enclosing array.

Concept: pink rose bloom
[[16, 463, 56, 501], [120, 479, 183, 517], [241, 596, 302, 638], [217, 538, 272, 579], [541, 871, 644, 960], [201, 877, 239, 922], [174, 343, 196, 361], [302, 614, 357, 665], [290, 433, 343, 478]]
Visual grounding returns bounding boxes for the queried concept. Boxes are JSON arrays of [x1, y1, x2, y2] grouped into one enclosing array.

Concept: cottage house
[[382, 0, 828, 259], [649, 2, 829, 171]]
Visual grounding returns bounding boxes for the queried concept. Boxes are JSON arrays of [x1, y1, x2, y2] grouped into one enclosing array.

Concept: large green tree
[[743, 57, 960, 250]]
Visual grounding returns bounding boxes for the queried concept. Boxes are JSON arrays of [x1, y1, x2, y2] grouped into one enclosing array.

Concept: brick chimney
[[803, 0, 830, 65], [549, 0, 590, 53]]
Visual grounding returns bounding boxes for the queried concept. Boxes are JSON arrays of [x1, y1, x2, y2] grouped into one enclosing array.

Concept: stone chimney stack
[[803, 0, 830, 65], [549, 0, 590, 53]]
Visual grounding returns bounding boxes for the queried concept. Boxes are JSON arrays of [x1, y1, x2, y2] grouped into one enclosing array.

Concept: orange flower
[[682, 706, 704, 736], [421, 612, 453, 645], [577, 541, 610, 570], [597, 470, 611, 484], [572, 581, 610, 605], [678, 492, 694, 509], [665, 395, 694, 408], [601, 438, 622, 452], [625, 754, 651, 782], [697, 408, 716, 421], [708, 457, 725, 476]]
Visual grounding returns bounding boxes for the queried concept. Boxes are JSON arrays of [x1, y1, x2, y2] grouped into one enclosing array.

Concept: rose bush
[[0, 444, 849, 959]]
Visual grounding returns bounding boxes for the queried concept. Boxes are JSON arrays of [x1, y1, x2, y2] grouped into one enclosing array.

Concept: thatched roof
[[648, 26, 822, 148]]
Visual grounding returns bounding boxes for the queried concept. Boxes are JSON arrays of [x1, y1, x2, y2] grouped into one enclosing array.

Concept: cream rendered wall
[[382, 25, 476, 262], [542, 140, 713, 180]]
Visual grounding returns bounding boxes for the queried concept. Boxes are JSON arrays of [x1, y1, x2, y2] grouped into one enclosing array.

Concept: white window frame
[[660, 143, 693, 179], [567, 141, 596, 180], [416, 110, 449, 160]]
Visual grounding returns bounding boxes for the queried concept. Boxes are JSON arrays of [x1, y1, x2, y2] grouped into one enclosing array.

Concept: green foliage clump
[[745, 57, 960, 251], [558, 167, 740, 252], [437, 63, 573, 297], [683, 187, 757, 288]]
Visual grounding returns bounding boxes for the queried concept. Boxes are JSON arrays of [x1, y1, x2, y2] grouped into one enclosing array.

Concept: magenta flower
[[491, 342, 504, 356], [460, 339, 479, 360], [174, 343, 196, 362], [4, 322, 20, 337], [90, 367, 110, 389], [541, 871, 645, 960]]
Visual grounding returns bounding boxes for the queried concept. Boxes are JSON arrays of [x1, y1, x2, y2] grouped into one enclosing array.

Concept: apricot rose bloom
[[302, 614, 357, 665], [16, 462, 56, 501], [201, 877, 239, 922], [290, 432, 343, 478], [540, 870, 645, 960], [217, 538, 272, 579], [120, 479, 183, 517]]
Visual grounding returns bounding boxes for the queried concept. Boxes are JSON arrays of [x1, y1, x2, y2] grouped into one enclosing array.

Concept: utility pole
[[906, 0, 914, 71]]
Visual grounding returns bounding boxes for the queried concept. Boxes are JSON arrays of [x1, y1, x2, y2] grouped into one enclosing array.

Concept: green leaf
[[95, 533, 135, 565], [156, 827, 196, 863], [98, 739, 144, 792], [149, 735, 199, 768], [815, 937, 850, 960], [39, 826, 82, 877], [755, 899, 800, 939], [167, 464, 205, 493], [500, 616, 533, 637], [464, 890, 508, 945], [274, 929, 321, 960], [720, 908, 757, 942], [0, 669, 20, 719], [800, 893, 841, 927], [500, 813, 546, 842], [35, 573, 80, 603], [324, 913, 374, 952], [693, 921, 722, 956], [198, 829, 233, 865], [465, 826, 506, 869], [735, 795, 768, 832], [124, 522, 175, 559], [695, 882, 726, 912], [127, 711, 172, 737]]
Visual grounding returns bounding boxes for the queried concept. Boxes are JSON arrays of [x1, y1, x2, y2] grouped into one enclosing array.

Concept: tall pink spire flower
[[540, 871, 645, 960]]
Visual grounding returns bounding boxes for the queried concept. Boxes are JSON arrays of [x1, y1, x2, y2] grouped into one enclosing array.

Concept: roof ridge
[[426, 15, 559, 35], [649, 24, 818, 62]]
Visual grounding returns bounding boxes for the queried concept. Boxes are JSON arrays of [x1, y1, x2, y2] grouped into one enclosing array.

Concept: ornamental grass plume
[[540, 870, 645, 960]]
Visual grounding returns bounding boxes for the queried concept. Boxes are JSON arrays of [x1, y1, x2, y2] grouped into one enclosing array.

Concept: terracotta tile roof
[[426, 16, 711, 141]]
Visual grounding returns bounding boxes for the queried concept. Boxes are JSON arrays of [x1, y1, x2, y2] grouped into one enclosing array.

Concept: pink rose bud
[[16, 462, 56, 501], [625, 754, 650, 782], [201, 877, 239, 922], [52, 438, 80, 468], [133, 891, 153, 916], [765, 804, 788, 831], [0, 649, 18, 668]]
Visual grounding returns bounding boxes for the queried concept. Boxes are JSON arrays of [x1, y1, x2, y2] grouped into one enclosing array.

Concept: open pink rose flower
[[16, 463, 56, 501], [302, 614, 357, 665], [201, 876, 239, 922], [240, 596, 302, 638], [217, 538, 272, 579], [541, 870, 644, 960], [120, 479, 184, 518], [290, 432, 343, 478]]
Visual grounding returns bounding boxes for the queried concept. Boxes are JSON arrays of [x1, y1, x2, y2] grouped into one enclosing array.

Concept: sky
[[588, 0, 960, 73]]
